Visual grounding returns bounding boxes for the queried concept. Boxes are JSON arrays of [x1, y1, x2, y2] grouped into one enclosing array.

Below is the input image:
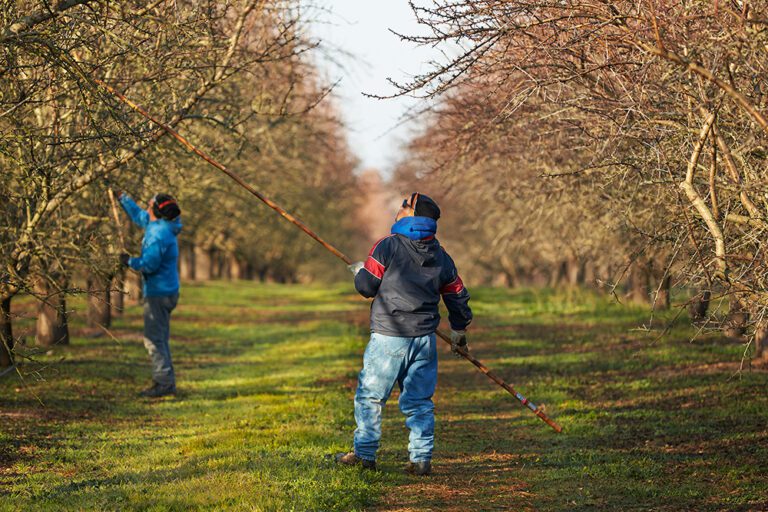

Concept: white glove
[[450, 329, 468, 357], [347, 261, 364, 276]]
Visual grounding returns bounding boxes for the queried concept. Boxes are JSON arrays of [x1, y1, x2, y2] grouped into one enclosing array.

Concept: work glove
[[119, 253, 131, 268], [450, 329, 468, 357], [347, 261, 364, 276]]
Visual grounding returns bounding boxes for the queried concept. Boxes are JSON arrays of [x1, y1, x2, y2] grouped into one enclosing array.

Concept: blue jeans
[[353, 332, 437, 463], [143, 294, 178, 388]]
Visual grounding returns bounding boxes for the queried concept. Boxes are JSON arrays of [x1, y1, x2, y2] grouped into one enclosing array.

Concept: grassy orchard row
[[1, 282, 767, 510]]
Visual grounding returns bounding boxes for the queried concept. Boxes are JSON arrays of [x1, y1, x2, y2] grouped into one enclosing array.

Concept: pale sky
[[307, 1, 442, 175]]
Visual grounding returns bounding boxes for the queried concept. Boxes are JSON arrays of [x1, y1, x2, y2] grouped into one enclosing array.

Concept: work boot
[[406, 461, 432, 476], [334, 451, 376, 470], [139, 382, 176, 398]]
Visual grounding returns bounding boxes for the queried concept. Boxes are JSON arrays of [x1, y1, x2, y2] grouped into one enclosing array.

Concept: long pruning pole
[[96, 79, 563, 434], [107, 188, 127, 251]]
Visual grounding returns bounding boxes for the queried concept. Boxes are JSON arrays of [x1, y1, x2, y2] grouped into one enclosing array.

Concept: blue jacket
[[119, 195, 182, 297], [354, 217, 472, 337]]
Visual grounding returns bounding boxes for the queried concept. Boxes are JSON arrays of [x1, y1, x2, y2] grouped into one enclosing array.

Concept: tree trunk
[[194, 245, 212, 280], [125, 270, 142, 305], [491, 271, 510, 287], [653, 275, 671, 311], [179, 242, 195, 280], [595, 262, 612, 289], [723, 298, 748, 339], [626, 260, 650, 304], [530, 268, 548, 287], [549, 261, 567, 287], [754, 319, 768, 364], [36, 279, 69, 347], [36, 295, 69, 346], [217, 251, 228, 279], [504, 269, 518, 288], [0, 296, 13, 368], [688, 289, 711, 322], [209, 249, 221, 279], [219, 251, 231, 279], [230, 255, 244, 280], [498, 255, 518, 288], [87, 272, 111, 330], [243, 261, 254, 280], [111, 270, 125, 317], [566, 258, 584, 286], [582, 261, 596, 288]]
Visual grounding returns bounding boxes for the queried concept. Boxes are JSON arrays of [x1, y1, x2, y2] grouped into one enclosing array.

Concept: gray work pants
[[143, 294, 178, 387]]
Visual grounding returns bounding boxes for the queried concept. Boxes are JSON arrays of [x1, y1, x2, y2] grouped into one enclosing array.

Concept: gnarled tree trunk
[[36, 278, 69, 347], [87, 272, 111, 330]]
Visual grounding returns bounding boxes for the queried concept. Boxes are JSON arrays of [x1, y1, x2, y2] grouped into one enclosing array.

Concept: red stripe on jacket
[[364, 257, 385, 279], [363, 235, 393, 280], [440, 275, 465, 294]]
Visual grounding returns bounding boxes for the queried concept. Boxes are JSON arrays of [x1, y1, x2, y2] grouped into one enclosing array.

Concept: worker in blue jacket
[[336, 192, 472, 476], [117, 191, 182, 398]]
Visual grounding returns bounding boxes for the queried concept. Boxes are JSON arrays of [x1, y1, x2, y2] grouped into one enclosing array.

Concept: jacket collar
[[391, 216, 437, 240]]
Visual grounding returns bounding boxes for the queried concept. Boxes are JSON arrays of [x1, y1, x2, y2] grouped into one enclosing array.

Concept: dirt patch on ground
[[373, 453, 534, 512]]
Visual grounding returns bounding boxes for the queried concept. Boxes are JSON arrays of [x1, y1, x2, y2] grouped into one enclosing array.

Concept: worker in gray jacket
[[336, 192, 472, 476]]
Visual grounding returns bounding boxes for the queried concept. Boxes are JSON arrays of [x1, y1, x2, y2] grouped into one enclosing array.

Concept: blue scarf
[[391, 216, 437, 240]]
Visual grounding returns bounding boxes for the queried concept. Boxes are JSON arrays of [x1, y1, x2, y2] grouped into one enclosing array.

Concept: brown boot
[[334, 451, 376, 470], [406, 461, 432, 476]]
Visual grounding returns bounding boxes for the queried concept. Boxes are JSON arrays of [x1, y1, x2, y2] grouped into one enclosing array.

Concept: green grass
[[1, 282, 767, 511]]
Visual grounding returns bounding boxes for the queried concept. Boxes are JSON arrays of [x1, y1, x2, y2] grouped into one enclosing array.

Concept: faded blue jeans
[[353, 332, 437, 463], [143, 294, 178, 388]]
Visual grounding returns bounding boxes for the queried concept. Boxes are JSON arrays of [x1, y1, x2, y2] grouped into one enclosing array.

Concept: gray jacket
[[354, 234, 472, 337]]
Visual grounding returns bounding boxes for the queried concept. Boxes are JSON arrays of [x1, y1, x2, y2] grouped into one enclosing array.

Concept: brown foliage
[[393, 1, 768, 345]]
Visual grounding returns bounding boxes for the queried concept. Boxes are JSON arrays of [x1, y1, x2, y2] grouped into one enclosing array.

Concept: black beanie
[[412, 193, 441, 220], [152, 193, 181, 220]]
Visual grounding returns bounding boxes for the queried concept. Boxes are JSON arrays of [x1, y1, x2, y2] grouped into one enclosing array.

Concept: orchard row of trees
[[0, 1, 365, 368], [394, 1, 768, 356]]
